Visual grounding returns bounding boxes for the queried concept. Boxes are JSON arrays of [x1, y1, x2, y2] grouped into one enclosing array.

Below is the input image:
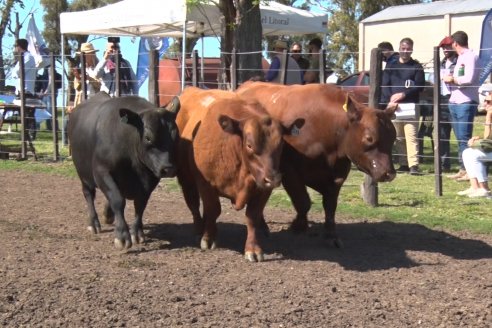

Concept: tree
[[303, 0, 429, 75], [0, 0, 23, 91]]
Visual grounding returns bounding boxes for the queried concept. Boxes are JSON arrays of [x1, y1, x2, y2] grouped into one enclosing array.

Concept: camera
[[108, 36, 120, 43]]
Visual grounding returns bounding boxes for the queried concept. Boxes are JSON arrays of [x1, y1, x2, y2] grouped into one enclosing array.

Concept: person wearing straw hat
[[72, 42, 101, 107], [265, 40, 302, 85], [457, 93, 492, 198]]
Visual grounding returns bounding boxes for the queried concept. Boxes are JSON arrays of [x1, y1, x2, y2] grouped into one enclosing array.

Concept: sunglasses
[[291, 50, 301, 53]]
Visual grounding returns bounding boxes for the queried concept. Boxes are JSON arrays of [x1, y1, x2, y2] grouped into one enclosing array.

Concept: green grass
[[1, 114, 490, 235]]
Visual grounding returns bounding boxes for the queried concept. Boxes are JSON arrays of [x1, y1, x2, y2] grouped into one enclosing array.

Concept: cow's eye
[[145, 135, 152, 143]]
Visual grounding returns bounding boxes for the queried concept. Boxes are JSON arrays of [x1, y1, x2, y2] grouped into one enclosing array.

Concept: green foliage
[[303, 0, 428, 74]]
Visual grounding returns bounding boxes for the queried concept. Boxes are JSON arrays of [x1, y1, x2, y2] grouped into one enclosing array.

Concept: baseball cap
[[438, 36, 453, 47]]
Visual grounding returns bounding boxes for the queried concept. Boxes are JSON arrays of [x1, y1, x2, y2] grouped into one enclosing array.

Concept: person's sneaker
[[467, 188, 492, 198], [397, 165, 410, 172], [409, 165, 422, 175], [457, 187, 476, 196], [447, 169, 466, 179]]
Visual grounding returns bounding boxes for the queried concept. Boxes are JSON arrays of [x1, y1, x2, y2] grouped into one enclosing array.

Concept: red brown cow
[[237, 81, 397, 247], [177, 87, 304, 262]]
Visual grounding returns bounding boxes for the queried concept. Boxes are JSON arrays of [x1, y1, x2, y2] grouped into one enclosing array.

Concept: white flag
[[26, 15, 50, 69]]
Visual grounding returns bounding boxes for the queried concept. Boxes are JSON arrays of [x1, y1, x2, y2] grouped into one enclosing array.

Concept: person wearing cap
[[378, 41, 399, 66], [437, 36, 458, 173], [94, 40, 138, 96], [303, 37, 323, 84], [442, 31, 480, 180], [265, 40, 302, 85], [12, 38, 37, 97], [72, 42, 101, 107], [456, 94, 492, 198]]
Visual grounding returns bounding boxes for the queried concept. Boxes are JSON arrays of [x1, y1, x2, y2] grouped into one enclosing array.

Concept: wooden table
[[0, 103, 37, 160]]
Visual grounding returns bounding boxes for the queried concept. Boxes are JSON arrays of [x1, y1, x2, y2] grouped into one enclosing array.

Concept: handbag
[[393, 103, 417, 120]]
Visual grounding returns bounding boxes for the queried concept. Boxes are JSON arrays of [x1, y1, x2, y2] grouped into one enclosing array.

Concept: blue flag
[[478, 8, 492, 85], [136, 37, 170, 90]]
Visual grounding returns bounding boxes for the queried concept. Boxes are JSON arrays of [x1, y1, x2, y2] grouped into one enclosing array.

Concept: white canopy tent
[[60, 0, 327, 37], [60, 0, 327, 94]]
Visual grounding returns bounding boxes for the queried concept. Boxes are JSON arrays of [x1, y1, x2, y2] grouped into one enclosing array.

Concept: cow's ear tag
[[121, 115, 128, 124], [342, 95, 348, 112], [291, 125, 300, 136]]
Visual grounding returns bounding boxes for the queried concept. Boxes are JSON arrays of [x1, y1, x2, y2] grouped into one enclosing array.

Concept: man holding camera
[[95, 38, 138, 97]]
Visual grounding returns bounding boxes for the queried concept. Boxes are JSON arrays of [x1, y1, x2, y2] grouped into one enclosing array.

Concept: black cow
[[68, 92, 180, 249]]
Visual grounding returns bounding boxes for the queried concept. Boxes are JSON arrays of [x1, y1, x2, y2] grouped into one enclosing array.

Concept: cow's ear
[[218, 114, 242, 135], [283, 118, 305, 136], [119, 108, 143, 128], [164, 96, 180, 114], [383, 104, 397, 120], [345, 95, 362, 123]]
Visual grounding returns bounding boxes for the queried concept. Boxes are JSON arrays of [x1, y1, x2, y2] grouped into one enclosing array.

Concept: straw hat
[[77, 43, 98, 54], [273, 40, 288, 50]]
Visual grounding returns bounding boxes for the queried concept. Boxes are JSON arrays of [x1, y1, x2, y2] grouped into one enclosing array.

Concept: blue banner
[[478, 8, 492, 85], [136, 37, 170, 90]]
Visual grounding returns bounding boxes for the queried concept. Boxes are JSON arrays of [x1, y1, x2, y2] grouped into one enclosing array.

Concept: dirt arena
[[0, 169, 491, 327]]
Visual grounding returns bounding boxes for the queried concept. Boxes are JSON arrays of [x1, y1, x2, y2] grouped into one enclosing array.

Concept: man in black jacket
[[382, 37, 425, 175]]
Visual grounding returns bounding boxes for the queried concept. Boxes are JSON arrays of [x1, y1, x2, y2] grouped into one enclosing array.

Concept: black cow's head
[[119, 97, 180, 178], [341, 96, 397, 182]]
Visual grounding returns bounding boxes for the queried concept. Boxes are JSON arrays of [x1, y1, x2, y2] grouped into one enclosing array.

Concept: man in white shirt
[[12, 38, 37, 97]]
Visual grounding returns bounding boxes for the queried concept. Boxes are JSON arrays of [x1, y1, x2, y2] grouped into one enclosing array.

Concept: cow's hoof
[[114, 238, 132, 250], [289, 219, 308, 233], [200, 237, 216, 250], [244, 251, 264, 263], [131, 232, 145, 245]]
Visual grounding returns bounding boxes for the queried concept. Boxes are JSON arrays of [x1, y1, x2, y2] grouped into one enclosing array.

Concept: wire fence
[[1, 48, 490, 188]]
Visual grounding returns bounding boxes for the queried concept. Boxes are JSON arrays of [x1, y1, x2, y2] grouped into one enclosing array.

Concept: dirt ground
[[0, 169, 491, 327]]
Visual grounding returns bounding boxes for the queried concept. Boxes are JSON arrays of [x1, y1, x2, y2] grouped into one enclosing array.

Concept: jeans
[[449, 102, 477, 170]]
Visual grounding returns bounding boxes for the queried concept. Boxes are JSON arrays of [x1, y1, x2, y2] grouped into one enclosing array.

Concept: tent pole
[[181, 21, 187, 91]]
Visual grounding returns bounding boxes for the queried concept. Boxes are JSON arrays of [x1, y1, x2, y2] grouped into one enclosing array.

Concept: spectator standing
[[290, 42, 309, 83], [436, 36, 458, 172], [95, 40, 138, 96], [456, 93, 492, 198], [12, 38, 37, 97], [73, 42, 101, 107], [303, 37, 322, 84], [381, 37, 425, 175], [443, 31, 480, 180], [378, 41, 399, 65], [265, 40, 302, 85]]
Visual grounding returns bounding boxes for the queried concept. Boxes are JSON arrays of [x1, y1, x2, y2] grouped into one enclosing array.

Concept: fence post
[[279, 49, 288, 85], [319, 49, 326, 84], [50, 54, 59, 161], [433, 46, 443, 196], [230, 48, 238, 91], [192, 50, 199, 87], [114, 50, 121, 97], [80, 52, 87, 100], [17, 53, 27, 160], [148, 49, 159, 106], [361, 48, 383, 206]]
